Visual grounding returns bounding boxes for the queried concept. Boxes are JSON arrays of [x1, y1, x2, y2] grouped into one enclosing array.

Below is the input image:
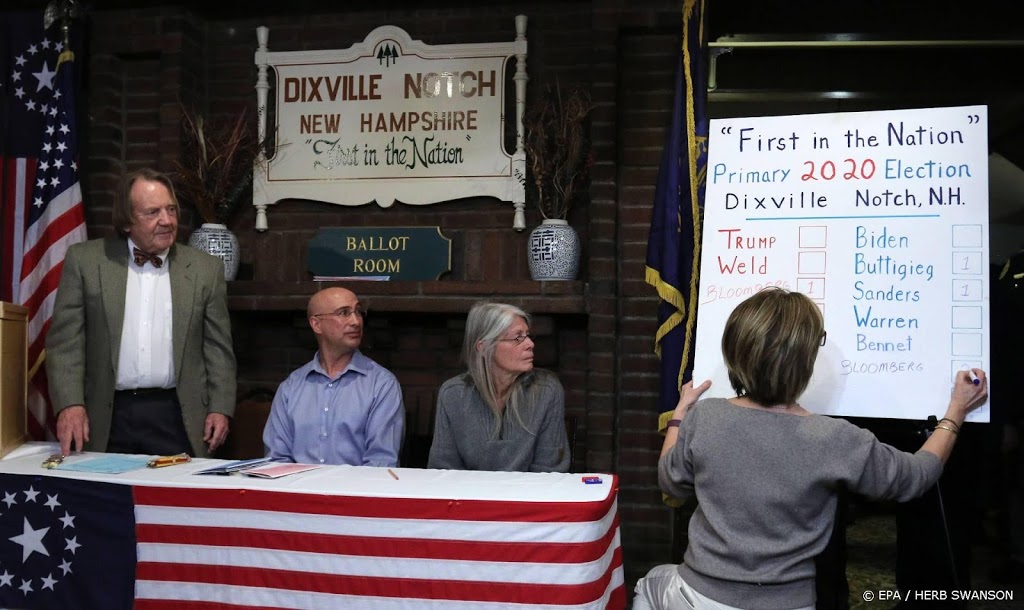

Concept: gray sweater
[[428, 371, 570, 472], [660, 398, 943, 609]]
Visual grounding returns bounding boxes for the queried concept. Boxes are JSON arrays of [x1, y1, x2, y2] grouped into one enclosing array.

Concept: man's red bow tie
[[133, 247, 163, 268]]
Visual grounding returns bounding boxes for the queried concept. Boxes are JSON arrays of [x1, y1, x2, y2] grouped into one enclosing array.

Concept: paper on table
[[241, 463, 322, 479], [194, 456, 277, 475], [56, 455, 151, 474], [2, 441, 59, 461]]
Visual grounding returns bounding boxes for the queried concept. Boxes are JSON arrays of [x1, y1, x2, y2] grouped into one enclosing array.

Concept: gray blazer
[[46, 237, 236, 457]]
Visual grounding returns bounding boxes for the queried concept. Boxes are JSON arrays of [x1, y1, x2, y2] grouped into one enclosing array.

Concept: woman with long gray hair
[[427, 302, 570, 472]]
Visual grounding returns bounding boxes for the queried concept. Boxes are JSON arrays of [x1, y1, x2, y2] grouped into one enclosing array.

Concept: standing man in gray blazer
[[46, 168, 236, 458]]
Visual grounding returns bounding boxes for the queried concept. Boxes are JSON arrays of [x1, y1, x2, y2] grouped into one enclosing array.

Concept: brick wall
[[612, 24, 678, 578], [59, 0, 1024, 603], [79, 0, 680, 595], [83, 7, 207, 236]]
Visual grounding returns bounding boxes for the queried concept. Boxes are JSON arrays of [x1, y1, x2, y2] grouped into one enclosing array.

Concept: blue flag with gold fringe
[[645, 0, 708, 433]]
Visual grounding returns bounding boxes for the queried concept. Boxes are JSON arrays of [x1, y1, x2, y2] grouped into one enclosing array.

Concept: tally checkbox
[[798, 251, 826, 275], [797, 277, 825, 299], [951, 333, 982, 356], [799, 226, 827, 248], [952, 279, 982, 301], [951, 306, 983, 329], [951, 252, 982, 275], [952, 225, 982, 248], [950, 361, 982, 383]]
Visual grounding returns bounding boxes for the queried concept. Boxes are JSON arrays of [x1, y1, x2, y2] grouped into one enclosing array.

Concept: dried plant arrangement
[[173, 105, 263, 226], [522, 82, 594, 220]]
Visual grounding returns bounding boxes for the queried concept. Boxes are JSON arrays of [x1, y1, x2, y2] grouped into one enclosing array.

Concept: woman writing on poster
[[633, 287, 988, 610]]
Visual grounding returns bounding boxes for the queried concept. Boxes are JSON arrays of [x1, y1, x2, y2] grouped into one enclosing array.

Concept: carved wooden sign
[[253, 17, 529, 231]]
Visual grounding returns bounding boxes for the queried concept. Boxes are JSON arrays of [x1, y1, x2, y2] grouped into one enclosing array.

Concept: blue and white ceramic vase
[[528, 219, 581, 280], [188, 223, 240, 281]]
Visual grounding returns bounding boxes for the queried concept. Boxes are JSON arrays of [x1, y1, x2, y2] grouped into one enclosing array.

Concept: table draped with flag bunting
[[644, 0, 709, 433], [0, 447, 626, 609], [0, 11, 88, 441]]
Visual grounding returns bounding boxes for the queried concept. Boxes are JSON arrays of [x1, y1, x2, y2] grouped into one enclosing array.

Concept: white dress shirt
[[115, 239, 175, 390]]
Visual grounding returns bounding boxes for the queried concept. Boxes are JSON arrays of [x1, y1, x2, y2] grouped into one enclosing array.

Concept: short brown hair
[[114, 168, 178, 236], [721, 287, 823, 406]]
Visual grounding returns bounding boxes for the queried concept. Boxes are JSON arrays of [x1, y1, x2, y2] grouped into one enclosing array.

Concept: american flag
[[0, 473, 136, 609], [0, 12, 88, 440], [0, 471, 625, 609]]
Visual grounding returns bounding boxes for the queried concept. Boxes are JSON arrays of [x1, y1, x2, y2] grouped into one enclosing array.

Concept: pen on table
[[968, 370, 980, 386], [148, 453, 192, 468], [388, 468, 400, 480]]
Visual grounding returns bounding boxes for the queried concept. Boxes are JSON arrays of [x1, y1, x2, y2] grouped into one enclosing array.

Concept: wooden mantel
[[227, 281, 588, 314]]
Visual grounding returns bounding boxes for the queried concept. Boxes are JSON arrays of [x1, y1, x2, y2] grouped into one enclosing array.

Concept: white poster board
[[693, 105, 991, 422]]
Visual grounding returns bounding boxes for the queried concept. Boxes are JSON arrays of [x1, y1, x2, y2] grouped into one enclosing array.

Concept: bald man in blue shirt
[[263, 288, 405, 466]]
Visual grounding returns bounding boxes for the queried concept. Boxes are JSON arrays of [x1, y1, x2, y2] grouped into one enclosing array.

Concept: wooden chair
[[218, 389, 274, 460]]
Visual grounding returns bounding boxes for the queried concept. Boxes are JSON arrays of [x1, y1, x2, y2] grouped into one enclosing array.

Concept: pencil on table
[[388, 468, 400, 480]]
